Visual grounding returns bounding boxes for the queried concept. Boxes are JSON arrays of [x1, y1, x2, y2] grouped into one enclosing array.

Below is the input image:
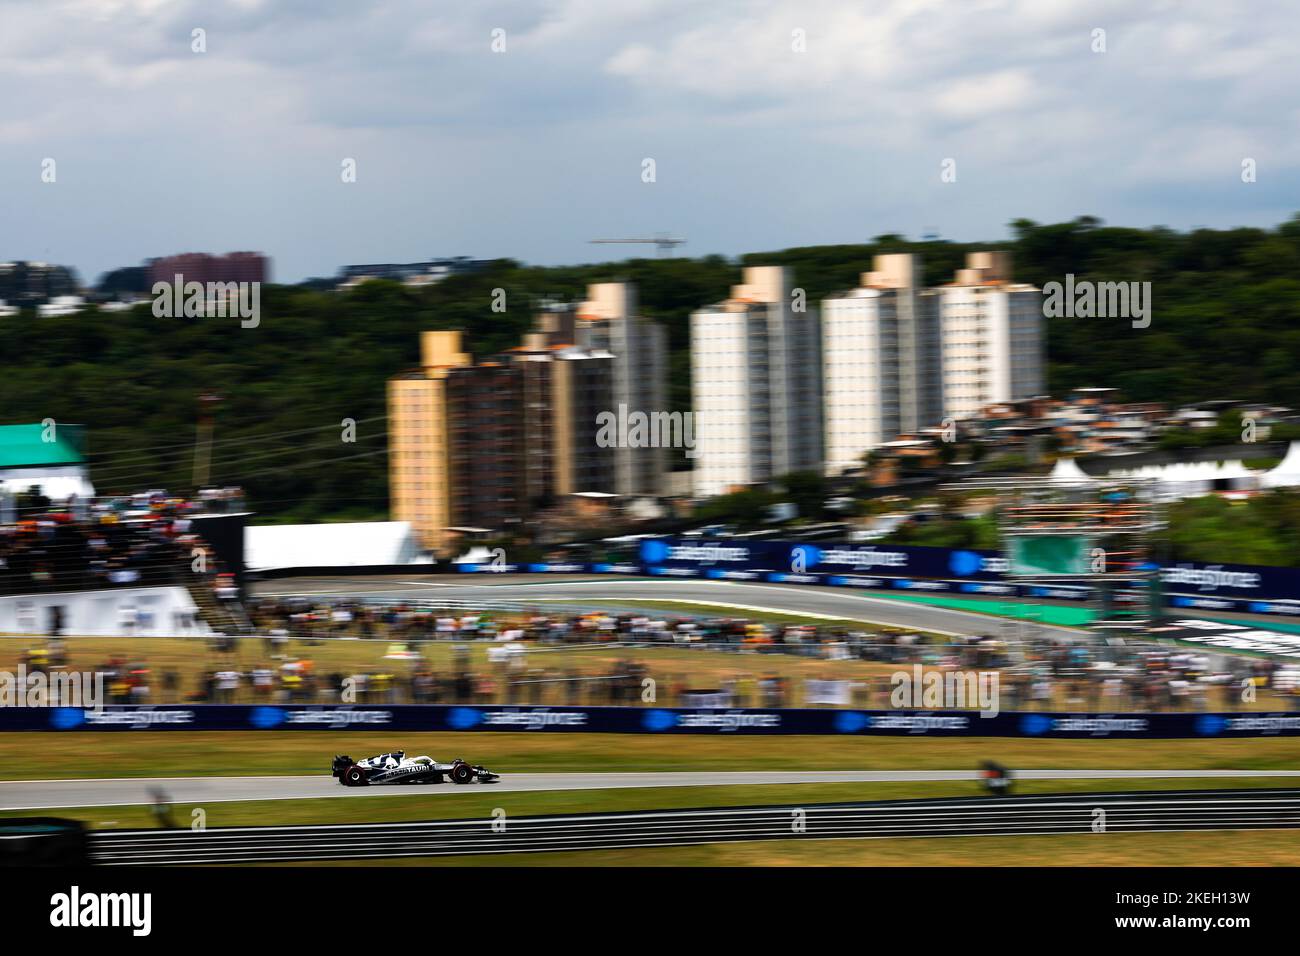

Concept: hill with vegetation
[[5, 214, 1300, 527]]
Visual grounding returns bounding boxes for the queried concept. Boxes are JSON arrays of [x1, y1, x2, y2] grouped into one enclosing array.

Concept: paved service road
[[6, 769, 1300, 811]]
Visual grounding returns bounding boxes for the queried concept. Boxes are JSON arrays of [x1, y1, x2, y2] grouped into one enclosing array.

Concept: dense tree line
[[5, 214, 1300, 524]]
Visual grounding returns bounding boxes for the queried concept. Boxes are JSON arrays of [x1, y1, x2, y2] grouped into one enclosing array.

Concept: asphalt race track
[[252, 575, 1081, 638], [6, 769, 1300, 811], [87, 789, 1300, 864]]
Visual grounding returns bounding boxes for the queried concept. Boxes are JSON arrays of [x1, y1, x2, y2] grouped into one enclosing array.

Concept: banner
[[7, 704, 1300, 737], [638, 538, 1009, 580], [629, 538, 1300, 607]]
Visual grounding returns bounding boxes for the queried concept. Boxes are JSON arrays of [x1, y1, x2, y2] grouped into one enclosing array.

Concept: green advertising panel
[[1008, 535, 1094, 576]]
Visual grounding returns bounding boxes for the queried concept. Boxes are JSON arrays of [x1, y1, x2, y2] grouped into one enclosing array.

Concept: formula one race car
[[331, 751, 499, 787]]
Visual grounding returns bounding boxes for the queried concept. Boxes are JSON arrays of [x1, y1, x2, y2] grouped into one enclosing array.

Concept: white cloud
[[0, 0, 1296, 281]]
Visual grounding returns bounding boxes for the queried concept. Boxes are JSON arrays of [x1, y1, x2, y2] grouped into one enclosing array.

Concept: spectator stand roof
[[0, 423, 86, 469]]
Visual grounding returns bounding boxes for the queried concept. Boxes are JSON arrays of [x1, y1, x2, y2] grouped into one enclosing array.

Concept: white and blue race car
[[331, 751, 499, 787]]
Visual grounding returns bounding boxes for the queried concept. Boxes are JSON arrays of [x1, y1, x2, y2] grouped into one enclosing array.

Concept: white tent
[[245, 521, 427, 570], [0, 464, 96, 503], [1103, 459, 1257, 499], [1050, 455, 1265, 499], [1262, 441, 1300, 489], [1049, 457, 1092, 482], [0, 474, 97, 501]]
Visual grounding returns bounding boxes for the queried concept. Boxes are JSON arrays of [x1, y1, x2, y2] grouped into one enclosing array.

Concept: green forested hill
[[5, 215, 1300, 521]]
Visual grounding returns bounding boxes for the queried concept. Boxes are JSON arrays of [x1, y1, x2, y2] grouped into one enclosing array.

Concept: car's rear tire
[[344, 765, 368, 787], [450, 761, 474, 784]]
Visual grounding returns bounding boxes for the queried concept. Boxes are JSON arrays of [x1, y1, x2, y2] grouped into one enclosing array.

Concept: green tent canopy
[[0, 423, 87, 469]]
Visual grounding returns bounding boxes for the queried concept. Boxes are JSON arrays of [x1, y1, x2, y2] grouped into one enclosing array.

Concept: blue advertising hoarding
[[438, 538, 1300, 617], [8, 704, 1300, 737], [631, 538, 1300, 607]]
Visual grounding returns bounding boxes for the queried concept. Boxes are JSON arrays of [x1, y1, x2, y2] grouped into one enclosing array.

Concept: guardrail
[[87, 789, 1300, 864]]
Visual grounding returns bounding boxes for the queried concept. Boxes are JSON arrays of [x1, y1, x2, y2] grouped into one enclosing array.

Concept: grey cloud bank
[[2, 0, 1297, 282]]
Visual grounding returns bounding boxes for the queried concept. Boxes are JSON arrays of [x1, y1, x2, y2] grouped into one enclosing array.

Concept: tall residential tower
[[575, 283, 669, 497], [937, 252, 1044, 421], [690, 266, 823, 497]]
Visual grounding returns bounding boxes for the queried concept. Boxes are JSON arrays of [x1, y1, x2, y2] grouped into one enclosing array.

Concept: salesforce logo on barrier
[[50, 708, 85, 730], [1020, 713, 1053, 736], [249, 706, 286, 729], [1196, 714, 1227, 736], [642, 709, 678, 731], [790, 545, 821, 573], [447, 707, 484, 730], [833, 711, 870, 733], [639, 539, 670, 564], [949, 550, 983, 577]]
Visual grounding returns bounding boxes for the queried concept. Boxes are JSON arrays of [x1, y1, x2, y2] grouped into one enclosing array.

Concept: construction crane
[[589, 235, 686, 258]]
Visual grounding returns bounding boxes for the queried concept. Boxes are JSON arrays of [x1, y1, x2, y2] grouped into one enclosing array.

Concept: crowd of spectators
[[9, 597, 1296, 711], [0, 487, 241, 596]]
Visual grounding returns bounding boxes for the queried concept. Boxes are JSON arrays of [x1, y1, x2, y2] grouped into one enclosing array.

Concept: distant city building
[[819, 251, 1043, 477], [574, 283, 669, 497], [146, 252, 269, 288], [516, 306, 616, 497], [36, 295, 87, 318], [337, 257, 486, 289], [445, 360, 531, 535], [821, 255, 912, 474], [886, 255, 944, 438], [0, 261, 80, 307], [937, 252, 1044, 422], [388, 331, 472, 553], [691, 266, 823, 497], [387, 285, 660, 553]]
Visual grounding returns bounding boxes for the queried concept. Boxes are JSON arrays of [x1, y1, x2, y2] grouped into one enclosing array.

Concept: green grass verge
[[320, 829, 1300, 867], [868, 593, 1096, 626], [4, 777, 1292, 832]]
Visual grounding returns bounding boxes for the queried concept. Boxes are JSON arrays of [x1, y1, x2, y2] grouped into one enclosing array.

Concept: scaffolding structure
[[950, 475, 1167, 637]]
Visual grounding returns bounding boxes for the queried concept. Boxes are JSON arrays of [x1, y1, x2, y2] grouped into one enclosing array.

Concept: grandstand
[[0, 488, 251, 638]]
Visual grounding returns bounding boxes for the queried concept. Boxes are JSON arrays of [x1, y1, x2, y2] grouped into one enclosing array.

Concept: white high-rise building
[[576, 282, 669, 497], [821, 277, 901, 475], [690, 266, 822, 498], [874, 255, 944, 439], [938, 252, 1044, 421], [822, 253, 944, 474]]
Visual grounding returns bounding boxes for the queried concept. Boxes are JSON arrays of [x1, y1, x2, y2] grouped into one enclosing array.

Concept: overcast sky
[[3, 0, 1297, 284]]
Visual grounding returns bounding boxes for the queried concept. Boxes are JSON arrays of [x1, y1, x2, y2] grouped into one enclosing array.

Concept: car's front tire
[[450, 761, 474, 784]]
